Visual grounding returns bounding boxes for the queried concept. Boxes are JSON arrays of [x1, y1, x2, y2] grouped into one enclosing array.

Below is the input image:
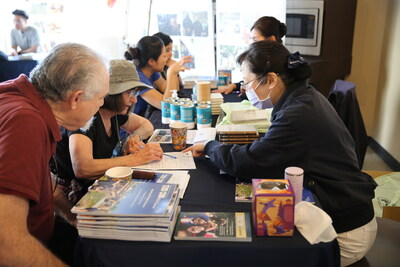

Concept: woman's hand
[[124, 134, 145, 155], [168, 56, 193, 75], [183, 143, 205, 158], [130, 143, 164, 165], [166, 58, 177, 67]]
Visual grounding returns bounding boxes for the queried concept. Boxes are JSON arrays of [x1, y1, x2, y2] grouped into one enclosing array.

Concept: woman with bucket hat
[[54, 59, 164, 205]]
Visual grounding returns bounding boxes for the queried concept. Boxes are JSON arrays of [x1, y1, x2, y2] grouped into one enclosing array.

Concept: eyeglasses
[[129, 88, 141, 97], [240, 75, 264, 91]]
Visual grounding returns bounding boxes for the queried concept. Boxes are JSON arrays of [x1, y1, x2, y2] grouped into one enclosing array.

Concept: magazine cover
[[148, 129, 172, 143], [72, 182, 179, 217], [174, 212, 252, 242], [235, 179, 253, 203], [132, 171, 190, 199]]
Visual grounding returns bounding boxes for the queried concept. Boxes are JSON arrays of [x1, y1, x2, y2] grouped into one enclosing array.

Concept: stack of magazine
[[71, 177, 180, 242]]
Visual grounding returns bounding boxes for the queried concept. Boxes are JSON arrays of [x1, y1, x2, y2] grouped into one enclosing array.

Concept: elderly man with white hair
[[0, 43, 109, 266]]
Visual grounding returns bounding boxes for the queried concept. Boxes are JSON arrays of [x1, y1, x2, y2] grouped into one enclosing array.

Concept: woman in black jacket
[[185, 40, 377, 266]]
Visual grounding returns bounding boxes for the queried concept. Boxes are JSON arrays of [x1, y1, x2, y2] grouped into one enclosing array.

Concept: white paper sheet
[[131, 152, 196, 170]]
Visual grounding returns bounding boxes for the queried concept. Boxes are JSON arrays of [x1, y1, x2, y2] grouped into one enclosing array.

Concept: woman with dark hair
[[250, 16, 287, 43], [185, 40, 377, 266], [55, 59, 164, 204], [153, 32, 184, 91], [215, 16, 286, 95], [125, 36, 191, 118]]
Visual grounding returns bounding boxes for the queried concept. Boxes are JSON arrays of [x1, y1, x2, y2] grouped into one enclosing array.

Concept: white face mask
[[245, 79, 273, 109]]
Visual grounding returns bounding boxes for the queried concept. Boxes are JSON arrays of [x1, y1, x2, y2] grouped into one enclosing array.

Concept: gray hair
[[30, 43, 108, 101]]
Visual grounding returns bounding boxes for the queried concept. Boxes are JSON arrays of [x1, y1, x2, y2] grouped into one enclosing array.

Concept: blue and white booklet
[[132, 170, 190, 199], [72, 182, 179, 217]]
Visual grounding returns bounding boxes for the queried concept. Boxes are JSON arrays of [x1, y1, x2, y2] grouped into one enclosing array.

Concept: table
[[73, 91, 340, 267], [0, 58, 38, 82]]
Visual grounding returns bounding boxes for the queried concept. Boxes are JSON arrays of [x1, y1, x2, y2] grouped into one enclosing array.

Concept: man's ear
[[66, 90, 85, 110]]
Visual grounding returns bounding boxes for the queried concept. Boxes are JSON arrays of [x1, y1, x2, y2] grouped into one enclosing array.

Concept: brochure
[[174, 212, 252, 242]]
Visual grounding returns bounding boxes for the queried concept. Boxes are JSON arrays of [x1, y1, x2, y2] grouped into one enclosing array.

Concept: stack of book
[[71, 178, 180, 242], [216, 124, 259, 144], [211, 93, 224, 115]]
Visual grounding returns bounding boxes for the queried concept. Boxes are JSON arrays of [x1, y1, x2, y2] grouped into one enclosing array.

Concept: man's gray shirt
[[11, 26, 41, 51]]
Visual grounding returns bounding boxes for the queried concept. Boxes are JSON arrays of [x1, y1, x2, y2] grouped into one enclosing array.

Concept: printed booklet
[[174, 212, 252, 242]]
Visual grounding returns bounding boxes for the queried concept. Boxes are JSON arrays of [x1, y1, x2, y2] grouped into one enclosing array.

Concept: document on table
[[131, 152, 196, 170], [192, 128, 217, 144], [148, 128, 216, 144]]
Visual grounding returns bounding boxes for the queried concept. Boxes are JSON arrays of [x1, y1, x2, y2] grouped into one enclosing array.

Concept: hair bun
[[292, 64, 312, 81], [124, 47, 139, 61]]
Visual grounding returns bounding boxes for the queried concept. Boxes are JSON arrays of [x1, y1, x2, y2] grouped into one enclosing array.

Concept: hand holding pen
[[129, 143, 164, 164]]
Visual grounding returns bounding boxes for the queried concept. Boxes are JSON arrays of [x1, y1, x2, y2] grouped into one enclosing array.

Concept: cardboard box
[[252, 179, 294, 236]]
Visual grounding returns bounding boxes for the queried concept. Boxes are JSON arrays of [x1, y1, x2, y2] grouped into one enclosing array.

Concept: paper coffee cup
[[196, 81, 211, 102], [105, 166, 133, 180], [169, 121, 188, 150]]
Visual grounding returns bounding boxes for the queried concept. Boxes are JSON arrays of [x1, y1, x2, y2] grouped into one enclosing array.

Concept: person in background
[[55, 59, 163, 206], [124, 36, 192, 118], [152, 32, 184, 91], [185, 41, 377, 266], [214, 16, 286, 95], [0, 43, 109, 266], [10, 9, 42, 56]]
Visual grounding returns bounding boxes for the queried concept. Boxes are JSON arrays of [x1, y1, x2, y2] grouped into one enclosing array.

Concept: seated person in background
[[124, 36, 192, 118], [214, 16, 286, 95], [0, 43, 109, 266], [185, 40, 377, 267], [152, 32, 184, 91], [55, 59, 163, 205], [10, 9, 42, 56]]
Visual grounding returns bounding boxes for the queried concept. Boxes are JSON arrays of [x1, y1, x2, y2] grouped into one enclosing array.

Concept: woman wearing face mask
[[185, 41, 377, 266], [214, 16, 286, 95]]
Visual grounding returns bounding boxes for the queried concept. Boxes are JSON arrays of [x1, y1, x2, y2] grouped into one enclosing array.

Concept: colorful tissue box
[[252, 179, 294, 237]]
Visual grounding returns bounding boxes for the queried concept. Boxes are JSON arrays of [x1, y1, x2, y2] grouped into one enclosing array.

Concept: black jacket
[[328, 80, 369, 169], [205, 81, 377, 233]]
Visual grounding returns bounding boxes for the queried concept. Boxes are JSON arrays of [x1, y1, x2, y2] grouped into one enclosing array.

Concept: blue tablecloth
[[0, 59, 38, 82]]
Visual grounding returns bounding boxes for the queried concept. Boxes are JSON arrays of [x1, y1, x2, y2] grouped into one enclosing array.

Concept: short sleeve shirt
[[134, 67, 160, 117], [0, 75, 61, 244], [11, 26, 41, 51]]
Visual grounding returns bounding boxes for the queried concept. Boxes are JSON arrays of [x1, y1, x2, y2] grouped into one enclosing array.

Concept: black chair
[[328, 80, 369, 169]]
